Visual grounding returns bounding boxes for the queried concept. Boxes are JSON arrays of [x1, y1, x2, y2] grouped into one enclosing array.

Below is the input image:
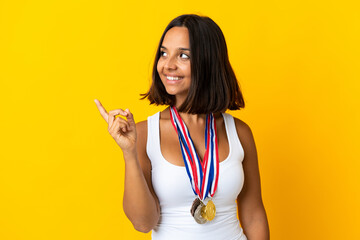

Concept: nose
[[164, 55, 177, 70]]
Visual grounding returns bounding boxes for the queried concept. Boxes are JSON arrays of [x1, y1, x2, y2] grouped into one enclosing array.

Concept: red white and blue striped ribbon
[[169, 106, 219, 200]]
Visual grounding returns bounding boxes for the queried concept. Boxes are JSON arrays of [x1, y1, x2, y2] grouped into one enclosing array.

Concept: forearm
[[122, 151, 159, 232], [242, 207, 270, 240]]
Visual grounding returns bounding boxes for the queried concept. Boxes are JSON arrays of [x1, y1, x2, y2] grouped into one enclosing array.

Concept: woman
[[95, 14, 269, 240]]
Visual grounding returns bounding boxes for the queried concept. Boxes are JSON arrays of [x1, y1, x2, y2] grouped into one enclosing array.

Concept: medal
[[190, 198, 201, 217], [191, 198, 207, 224], [202, 200, 216, 221], [170, 106, 220, 224]]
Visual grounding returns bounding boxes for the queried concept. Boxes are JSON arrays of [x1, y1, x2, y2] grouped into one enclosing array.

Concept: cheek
[[187, 66, 191, 76], [157, 60, 163, 74], [181, 63, 191, 77]]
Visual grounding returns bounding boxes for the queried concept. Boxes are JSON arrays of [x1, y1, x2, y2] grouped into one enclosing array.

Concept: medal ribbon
[[169, 106, 219, 200]]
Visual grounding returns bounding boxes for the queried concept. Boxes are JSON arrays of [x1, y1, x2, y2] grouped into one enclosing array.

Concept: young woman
[[95, 14, 269, 240]]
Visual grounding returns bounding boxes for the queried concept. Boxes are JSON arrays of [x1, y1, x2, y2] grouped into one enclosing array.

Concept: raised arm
[[234, 118, 270, 240], [94, 99, 160, 232]]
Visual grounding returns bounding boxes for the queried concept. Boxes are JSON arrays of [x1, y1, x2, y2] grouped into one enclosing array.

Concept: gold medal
[[202, 200, 216, 221]]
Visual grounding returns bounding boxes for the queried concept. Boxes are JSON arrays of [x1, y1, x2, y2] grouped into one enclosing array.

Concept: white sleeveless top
[[146, 112, 248, 240]]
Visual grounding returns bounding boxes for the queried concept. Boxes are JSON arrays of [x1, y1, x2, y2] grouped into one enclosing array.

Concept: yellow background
[[1, 0, 359, 239]]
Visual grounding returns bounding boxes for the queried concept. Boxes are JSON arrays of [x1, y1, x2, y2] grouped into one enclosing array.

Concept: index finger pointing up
[[94, 99, 109, 123]]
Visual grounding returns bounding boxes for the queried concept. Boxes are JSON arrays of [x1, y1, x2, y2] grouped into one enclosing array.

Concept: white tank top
[[146, 111, 248, 240]]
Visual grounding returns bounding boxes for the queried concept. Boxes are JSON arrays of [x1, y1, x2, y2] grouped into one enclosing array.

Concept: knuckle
[[109, 109, 120, 115]]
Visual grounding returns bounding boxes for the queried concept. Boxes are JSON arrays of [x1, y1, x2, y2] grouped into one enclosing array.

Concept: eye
[[180, 53, 190, 59], [160, 51, 167, 57]]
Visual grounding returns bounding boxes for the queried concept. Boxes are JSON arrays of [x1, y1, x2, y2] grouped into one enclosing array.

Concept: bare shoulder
[[136, 120, 148, 137], [233, 117, 254, 141], [135, 120, 148, 153], [232, 116, 257, 156], [233, 117, 250, 131]]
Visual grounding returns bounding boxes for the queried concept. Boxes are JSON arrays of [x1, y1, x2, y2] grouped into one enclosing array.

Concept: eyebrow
[[161, 46, 190, 51]]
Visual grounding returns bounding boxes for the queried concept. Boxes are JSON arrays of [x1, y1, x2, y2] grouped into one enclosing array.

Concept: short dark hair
[[141, 14, 245, 114]]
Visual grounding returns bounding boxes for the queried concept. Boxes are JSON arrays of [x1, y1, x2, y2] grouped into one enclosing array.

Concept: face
[[157, 26, 191, 99]]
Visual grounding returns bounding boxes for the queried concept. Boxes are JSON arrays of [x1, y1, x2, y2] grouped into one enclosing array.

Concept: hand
[[94, 99, 137, 154]]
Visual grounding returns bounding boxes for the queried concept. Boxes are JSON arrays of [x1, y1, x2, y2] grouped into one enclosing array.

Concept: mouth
[[165, 75, 184, 81]]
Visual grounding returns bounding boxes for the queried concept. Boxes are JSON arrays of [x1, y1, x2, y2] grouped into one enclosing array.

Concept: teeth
[[166, 76, 182, 81]]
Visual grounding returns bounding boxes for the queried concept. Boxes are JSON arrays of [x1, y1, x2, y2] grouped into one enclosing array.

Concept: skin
[[94, 26, 269, 239], [157, 26, 192, 107]]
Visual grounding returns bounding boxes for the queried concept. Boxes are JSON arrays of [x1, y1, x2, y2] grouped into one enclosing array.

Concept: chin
[[166, 89, 189, 98], [164, 89, 179, 96]]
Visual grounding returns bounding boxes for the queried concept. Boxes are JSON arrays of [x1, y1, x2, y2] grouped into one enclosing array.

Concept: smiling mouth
[[165, 75, 184, 81]]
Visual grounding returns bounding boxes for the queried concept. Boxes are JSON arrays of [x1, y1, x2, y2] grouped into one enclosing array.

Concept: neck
[[173, 101, 207, 124], [175, 95, 186, 109], [173, 95, 213, 124], [178, 111, 207, 124]]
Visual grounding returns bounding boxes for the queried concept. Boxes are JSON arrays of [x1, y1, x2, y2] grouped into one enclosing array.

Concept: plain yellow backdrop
[[1, 0, 359, 239]]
